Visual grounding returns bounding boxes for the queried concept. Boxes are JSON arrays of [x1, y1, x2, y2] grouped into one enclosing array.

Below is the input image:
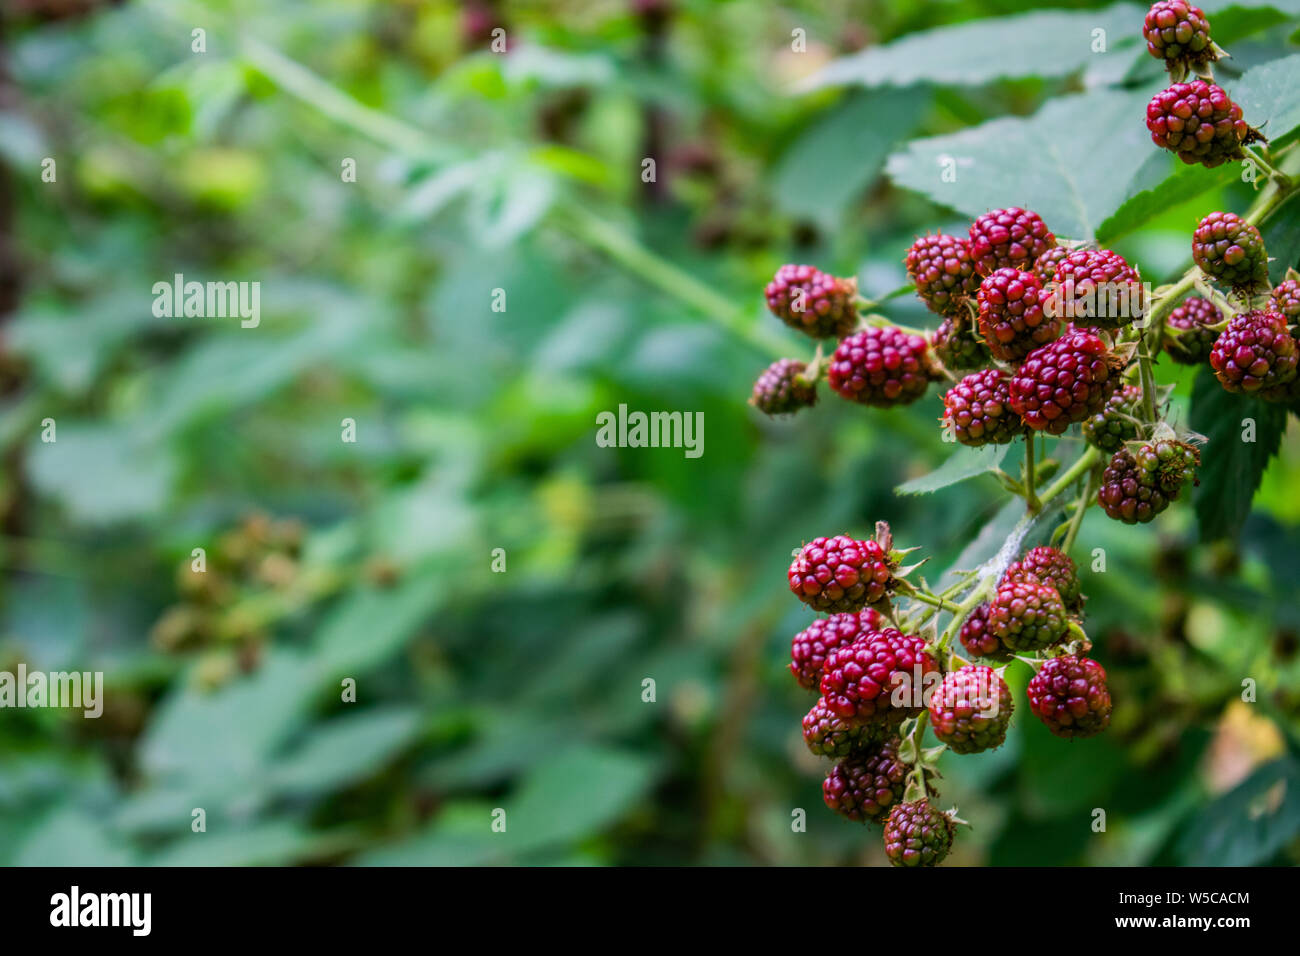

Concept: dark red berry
[[802, 696, 886, 758], [1208, 309, 1298, 394], [930, 315, 991, 372], [1026, 654, 1112, 739], [1146, 81, 1253, 168], [823, 737, 908, 823], [968, 208, 1056, 277], [1004, 546, 1082, 611], [828, 326, 934, 407], [905, 233, 981, 318], [883, 800, 954, 867], [1269, 279, 1300, 329], [1009, 329, 1121, 434], [819, 628, 939, 723], [976, 267, 1061, 361], [1081, 384, 1142, 454], [765, 264, 858, 339], [1046, 249, 1145, 330], [790, 608, 883, 691], [1098, 440, 1200, 524], [750, 358, 817, 415], [1144, 1, 1216, 69], [942, 368, 1020, 447], [927, 665, 1013, 754], [1192, 212, 1269, 293], [1163, 296, 1223, 364], [1031, 247, 1070, 286], [788, 535, 896, 613], [959, 602, 1011, 662], [987, 578, 1068, 651]]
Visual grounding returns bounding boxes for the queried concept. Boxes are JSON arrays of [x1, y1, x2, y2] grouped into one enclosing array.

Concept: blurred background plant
[[1, 0, 1298, 866]]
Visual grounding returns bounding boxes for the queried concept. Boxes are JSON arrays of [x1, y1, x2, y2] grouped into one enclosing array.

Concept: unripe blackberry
[[1081, 384, 1142, 453], [1192, 212, 1269, 293], [1163, 296, 1223, 364], [968, 208, 1056, 277], [1046, 249, 1144, 330], [822, 737, 908, 823], [987, 578, 1068, 651], [883, 800, 954, 867], [819, 628, 939, 723], [1209, 309, 1298, 394], [1146, 81, 1253, 168], [802, 696, 887, 758], [750, 358, 816, 415], [1144, 1, 1216, 70], [1098, 440, 1200, 523], [942, 368, 1020, 447], [1270, 279, 1300, 328], [959, 602, 1012, 662], [765, 264, 858, 339], [1009, 329, 1122, 434], [930, 315, 991, 372], [788, 535, 897, 613], [1005, 546, 1082, 611], [1026, 654, 1112, 739], [790, 607, 883, 691], [927, 665, 1013, 754], [976, 268, 1061, 361], [828, 326, 934, 407], [905, 233, 981, 318], [1031, 247, 1070, 286]]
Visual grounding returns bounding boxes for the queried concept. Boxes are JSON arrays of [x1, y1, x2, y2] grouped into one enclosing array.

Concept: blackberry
[[1270, 279, 1300, 328], [828, 326, 935, 407], [790, 607, 883, 691], [1009, 329, 1122, 434], [1163, 296, 1223, 364], [1097, 440, 1200, 524], [819, 628, 939, 723], [883, 800, 954, 867], [927, 665, 1013, 754], [1192, 212, 1269, 293], [1026, 654, 1112, 739], [1144, 1, 1217, 74], [823, 737, 908, 823], [959, 602, 1012, 662], [1081, 384, 1142, 453], [931, 315, 991, 372], [968, 208, 1056, 277], [1146, 81, 1255, 168], [1031, 247, 1070, 286], [1209, 309, 1298, 394], [905, 233, 981, 318], [976, 267, 1061, 361], [1004, 546, 1082, 611], [750, 358, 817, 415], [765, 264, 858, 339], [942, 368, 1021, 447], [987, 578, 1068, 652], [788, 535, 897, 613], [802, 697, 886, 758], [1046, 249, 1144, 330]]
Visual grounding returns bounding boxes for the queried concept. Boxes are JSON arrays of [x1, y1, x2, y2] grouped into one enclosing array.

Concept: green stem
[[1061, 464, 1099, 555], [1023, 432, 1040, 513], [905, 589, 963, 614], [1038, 446, 1101, 506]]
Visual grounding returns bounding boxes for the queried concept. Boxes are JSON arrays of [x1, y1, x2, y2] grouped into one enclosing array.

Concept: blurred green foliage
[[1, 0, 1299, 867]]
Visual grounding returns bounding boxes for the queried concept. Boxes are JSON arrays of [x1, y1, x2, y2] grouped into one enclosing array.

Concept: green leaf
[[800, 4, 1143, 91], [1098, 159, 1236, 245], [1231, 53, 1300, 146], [16, 808, 136, 867], [1190, 368, 1288, 541], [312, 570, 446, 678], [769, 87, 928, 229], [269, 708, 422, 797], [885, 87, 1156, 241], [1176, 756, 1300, 866], [895, 443, 1010, 496]]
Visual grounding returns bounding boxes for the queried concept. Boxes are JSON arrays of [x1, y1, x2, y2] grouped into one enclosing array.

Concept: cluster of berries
[[788, 530, 1112, 865]]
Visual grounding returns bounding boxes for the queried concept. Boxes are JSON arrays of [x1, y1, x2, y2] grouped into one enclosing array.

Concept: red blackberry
[[802, 697, 886, 758], [822, 737, 908, 823], [927, 665, 1013, 754], [883, 800, 954, 867], [1046, 249, 1145, 330], [819, 628, 939, 723], [1192, 212, 1269, 293], [976, 267, 1061, 361], [1031, 247, 1070, 286], [1146, 81, 1255, 168], [765, 264, 858, 339], [1163, 296, 1223, 364], [1144, 1, 1217, 72], [1270, 279, 1300, 328], [930, 315, 991, 372], [968, 208, 1056, 277], [1026, 654, 1112, 739], [942, 368, 1020, 446], [790, 607, 883, 691], [987, 578, 1068, 651], [828, 326, 934, 407], [750, 358, 816, 416], [959, 602, 1012, 662], [1081, 384, 1142, 453], [1097, 440, 1200, 524], [905, 233, 981, 318], [1005, 546, 1082, 611], [788, 535, 896, 613], [1009, 329, 1122, 434], [1208, 310, 1298, 394]]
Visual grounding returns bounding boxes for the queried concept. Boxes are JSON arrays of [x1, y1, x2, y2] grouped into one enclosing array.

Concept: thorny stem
[[906, 589, 963, 614]]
